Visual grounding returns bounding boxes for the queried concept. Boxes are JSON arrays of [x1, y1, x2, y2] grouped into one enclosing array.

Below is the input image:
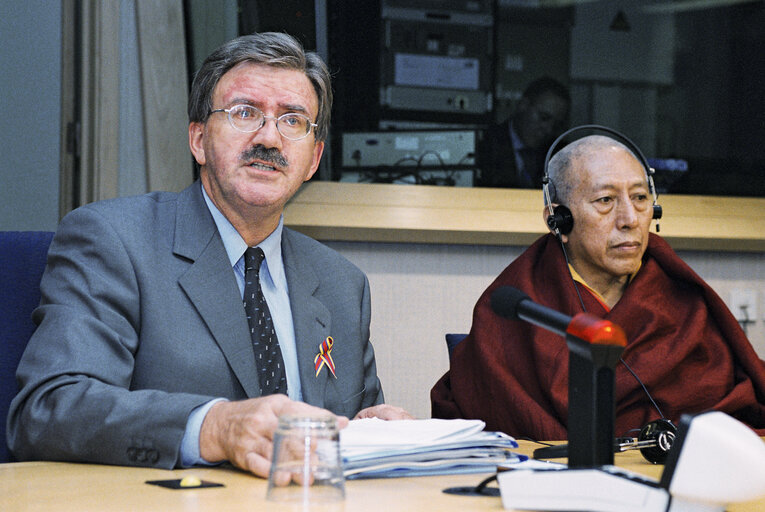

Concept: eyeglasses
[[208, 104, 318, 141]]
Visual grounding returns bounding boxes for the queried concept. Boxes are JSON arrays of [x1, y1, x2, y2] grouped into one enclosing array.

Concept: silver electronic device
[[340, 130, 477, 186], [341, 130, 475, 168]]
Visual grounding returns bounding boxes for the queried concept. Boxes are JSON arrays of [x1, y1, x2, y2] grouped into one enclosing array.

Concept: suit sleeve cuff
[[180, 398, 227, 467]]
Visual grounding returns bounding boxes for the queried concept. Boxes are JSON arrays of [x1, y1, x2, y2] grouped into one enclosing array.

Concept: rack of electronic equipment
[[339, 0, 493, 187]]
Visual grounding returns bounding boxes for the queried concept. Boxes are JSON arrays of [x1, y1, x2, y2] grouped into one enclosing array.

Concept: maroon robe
[[431, 233, 765, 439]]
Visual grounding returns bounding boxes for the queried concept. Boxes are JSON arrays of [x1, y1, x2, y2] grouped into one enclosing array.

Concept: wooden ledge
[[284, 182, 765, 252]]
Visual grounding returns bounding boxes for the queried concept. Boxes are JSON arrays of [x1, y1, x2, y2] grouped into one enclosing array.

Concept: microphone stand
[[564, 312, 626, 468], [507, 290, 628, 468]]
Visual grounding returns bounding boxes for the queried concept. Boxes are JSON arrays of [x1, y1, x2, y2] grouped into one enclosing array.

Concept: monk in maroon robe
[[431, 135, 765, 440]]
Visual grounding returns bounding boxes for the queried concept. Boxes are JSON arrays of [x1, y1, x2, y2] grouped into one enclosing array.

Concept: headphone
[[533, 417, 678, 464], [542, 124, 663, 236], [635, 418, 677, 464]]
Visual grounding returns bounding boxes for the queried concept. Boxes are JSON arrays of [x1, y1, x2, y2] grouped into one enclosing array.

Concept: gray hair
[[546, 135, 638, 205], [188, 32, 332, 142]]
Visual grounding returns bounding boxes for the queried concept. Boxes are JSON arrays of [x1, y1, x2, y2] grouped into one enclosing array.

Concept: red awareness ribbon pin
[[314, 336, 337, 378]]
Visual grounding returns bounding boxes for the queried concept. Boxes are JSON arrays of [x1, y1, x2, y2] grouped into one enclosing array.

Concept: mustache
[[240, 145, 288, 168]]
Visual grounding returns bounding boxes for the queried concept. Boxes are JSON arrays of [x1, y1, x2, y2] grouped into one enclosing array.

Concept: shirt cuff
[[180, 398, 227, 468]]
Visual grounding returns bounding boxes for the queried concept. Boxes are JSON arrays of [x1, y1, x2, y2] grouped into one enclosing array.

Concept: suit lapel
[[174, 183, 261, 398], [282, 229, 331, 408]]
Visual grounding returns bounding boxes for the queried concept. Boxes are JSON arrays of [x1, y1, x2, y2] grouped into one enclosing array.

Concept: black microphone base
[[567, 337, 624, 468]]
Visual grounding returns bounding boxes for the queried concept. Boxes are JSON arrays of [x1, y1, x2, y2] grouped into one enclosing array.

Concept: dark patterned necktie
[[243, 247, 287, 395]]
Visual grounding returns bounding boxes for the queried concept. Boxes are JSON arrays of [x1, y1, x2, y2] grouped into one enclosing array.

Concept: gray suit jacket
[[8, 182, 383, 468]]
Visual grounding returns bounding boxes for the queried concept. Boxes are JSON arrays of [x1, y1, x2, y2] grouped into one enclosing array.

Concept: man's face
[[189, 61, 323, 221], [516, 91, 569, 150], [561, 147, 653, 288]]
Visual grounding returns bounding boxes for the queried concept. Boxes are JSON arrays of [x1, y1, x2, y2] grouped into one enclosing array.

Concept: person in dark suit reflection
[[479, 76, 570, 188], [8, 32, 410, 479]]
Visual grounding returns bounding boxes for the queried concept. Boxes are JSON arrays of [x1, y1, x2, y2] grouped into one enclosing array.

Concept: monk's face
[[561, 147, 653, 288]]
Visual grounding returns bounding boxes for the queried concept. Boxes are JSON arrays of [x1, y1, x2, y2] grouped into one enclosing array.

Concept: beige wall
[[324, 241, 765, 419]]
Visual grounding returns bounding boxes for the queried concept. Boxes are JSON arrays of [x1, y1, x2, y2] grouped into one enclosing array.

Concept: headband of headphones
[[542, 124, 663, 236]]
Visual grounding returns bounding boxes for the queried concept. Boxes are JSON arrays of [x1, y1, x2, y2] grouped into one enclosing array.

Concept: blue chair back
[[0, 231, 54, 463], [445, 333, 468, 358]]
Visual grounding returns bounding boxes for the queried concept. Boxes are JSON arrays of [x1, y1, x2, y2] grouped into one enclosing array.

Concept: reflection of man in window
[[479, 77, 570, 189]]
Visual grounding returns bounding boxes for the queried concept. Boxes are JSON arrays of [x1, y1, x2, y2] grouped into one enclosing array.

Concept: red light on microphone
[[567, 313, 627, 346]]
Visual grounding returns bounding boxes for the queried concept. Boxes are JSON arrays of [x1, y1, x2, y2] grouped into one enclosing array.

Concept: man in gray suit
[[8, 32, 409, 478]]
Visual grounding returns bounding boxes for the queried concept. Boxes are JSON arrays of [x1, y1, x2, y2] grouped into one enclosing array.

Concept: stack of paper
[[340, 418, 525, 479]]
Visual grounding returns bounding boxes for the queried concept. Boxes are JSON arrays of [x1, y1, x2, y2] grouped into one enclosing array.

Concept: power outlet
[[729, 289, 758, 322]]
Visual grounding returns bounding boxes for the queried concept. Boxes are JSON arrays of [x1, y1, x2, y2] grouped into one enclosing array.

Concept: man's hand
[[199, 395, 348, 478], [353, 404, 415, 420]]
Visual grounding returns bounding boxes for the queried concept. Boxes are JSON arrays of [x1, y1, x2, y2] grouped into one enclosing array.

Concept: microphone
[[490, 286, 626, 347], [490, 286, 571, 337], [491, 286, 675, 465]]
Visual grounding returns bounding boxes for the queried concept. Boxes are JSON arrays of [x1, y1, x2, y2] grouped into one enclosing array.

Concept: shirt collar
[[200, 184, 285, 284], [568, 263, 641, 311]]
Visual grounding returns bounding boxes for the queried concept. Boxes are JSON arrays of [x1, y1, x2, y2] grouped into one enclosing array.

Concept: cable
[[620, 356, 666, 419], [416, 150, 447, 169], [455, 151, 475, 167], [558, 234, 588, 313], [381, 156, 423, 184]]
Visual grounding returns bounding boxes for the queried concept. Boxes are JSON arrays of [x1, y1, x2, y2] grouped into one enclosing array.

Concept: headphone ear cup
[[546, 205, 574, 235], [652, 204, 663, 220], [638, 419, 677, 464]]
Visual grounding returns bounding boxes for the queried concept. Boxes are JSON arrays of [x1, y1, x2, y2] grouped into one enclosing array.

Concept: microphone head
[[490, 286, 530, 320]]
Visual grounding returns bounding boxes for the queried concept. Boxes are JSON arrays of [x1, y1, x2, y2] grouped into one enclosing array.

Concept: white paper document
[[340, 418, 525, 479]]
